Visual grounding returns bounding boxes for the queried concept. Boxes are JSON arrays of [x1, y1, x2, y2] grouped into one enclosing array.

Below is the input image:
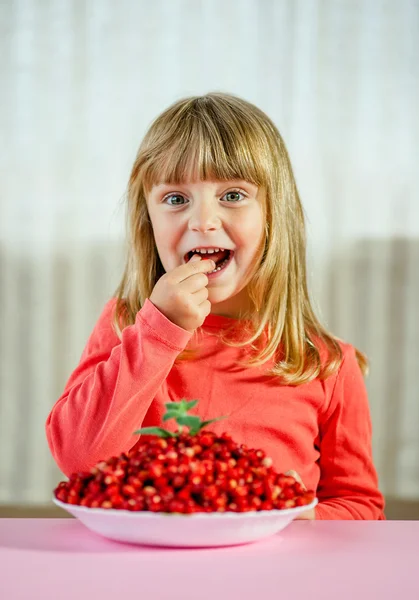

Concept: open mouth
[[185, 249, 234, 273]]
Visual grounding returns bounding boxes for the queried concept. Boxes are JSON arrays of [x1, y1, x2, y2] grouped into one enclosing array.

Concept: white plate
[[53, 497, 318, 548]]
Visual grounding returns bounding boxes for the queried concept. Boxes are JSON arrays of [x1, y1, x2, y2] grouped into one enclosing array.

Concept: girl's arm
[[315, 345, 385, 520], [45, 298, 192, 477]]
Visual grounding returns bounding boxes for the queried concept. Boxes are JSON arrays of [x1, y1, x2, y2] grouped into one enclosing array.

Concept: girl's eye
[[222, 190, 245, 203], [163, 194, 187, 206], [163, 189, 245, 206]]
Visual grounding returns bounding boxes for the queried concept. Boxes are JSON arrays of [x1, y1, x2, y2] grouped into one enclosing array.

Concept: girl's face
[[146, 179, 265, 318]]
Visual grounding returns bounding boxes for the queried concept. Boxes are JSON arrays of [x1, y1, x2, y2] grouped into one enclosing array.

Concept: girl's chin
[[208, 286, 245, 306]]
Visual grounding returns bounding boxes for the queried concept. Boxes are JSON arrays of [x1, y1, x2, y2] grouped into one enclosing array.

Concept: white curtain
[[1, 0, 418, 504]]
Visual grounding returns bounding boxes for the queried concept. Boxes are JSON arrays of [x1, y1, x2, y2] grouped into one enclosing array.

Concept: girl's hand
[[285, 470, 316, 520], [149, 255, 216, 333]]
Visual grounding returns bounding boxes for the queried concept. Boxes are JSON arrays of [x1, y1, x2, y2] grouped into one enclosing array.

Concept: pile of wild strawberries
[[54, 429, 315, 514]]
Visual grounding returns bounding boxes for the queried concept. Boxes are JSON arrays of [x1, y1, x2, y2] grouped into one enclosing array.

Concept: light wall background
[[0, 0, 418, 508]]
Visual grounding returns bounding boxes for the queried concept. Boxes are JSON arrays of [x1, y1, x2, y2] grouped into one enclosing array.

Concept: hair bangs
[[141, 99, 269, 191]]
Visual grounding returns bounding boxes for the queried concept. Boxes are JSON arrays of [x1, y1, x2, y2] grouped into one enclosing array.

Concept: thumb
[[189, 254, 202, 262]]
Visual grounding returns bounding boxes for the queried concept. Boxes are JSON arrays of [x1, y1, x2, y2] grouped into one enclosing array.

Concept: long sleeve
[[46, 298, 192, 477], [315, 345, 385, 520]]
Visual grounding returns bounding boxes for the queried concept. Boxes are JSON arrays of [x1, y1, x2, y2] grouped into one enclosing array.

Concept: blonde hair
[[114, 92, 368, 385]]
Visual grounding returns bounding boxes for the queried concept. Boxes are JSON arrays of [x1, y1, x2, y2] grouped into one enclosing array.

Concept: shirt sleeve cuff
[[136, 298, 193, 350]]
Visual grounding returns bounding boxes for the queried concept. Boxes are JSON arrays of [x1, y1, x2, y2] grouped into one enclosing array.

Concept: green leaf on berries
[[201, 416, 227, 428], [133, 399, 226, 438], [182, 399, 199, 410], [162, 412, 176, 422], [133, 427, 176, 438], [163, 399, 199, 421], [174, 399, 198, 412], [176, 415, 202, 434], [165, 399, 198, 412]]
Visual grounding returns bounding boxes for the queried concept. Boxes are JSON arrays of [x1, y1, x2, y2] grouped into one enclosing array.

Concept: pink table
[[1, 519, 418, 599]]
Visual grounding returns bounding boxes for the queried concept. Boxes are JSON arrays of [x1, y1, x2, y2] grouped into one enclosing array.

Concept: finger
[[189, 254, 204, 263], [179, 272, 211, 294], [191, 287, 209, 305], [189, 255, 215, 270], [174, 256, 216, 283], [285, 470, 307, 490], [188, 255, 215, 270]]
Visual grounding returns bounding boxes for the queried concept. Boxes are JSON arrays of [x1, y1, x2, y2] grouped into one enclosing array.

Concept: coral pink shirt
[[46, 298, 385, 520]]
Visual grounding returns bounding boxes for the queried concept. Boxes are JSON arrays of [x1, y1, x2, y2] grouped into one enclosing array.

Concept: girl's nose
[[188, 201, 221, 232]]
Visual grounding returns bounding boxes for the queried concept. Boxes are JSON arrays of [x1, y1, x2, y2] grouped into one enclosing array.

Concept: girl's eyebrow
[[151, 182, 186, 192], [154, 180, 257, 189], [217, 180, 259, 195], [218, 179, 250, 187], [150, 180, 259, 197]]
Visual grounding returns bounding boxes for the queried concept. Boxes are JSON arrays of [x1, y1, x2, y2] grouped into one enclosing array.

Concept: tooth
[[189, 247, 228, 255]]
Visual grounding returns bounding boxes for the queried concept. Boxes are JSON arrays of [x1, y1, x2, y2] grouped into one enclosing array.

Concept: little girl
[[46, 92, 385, 520]]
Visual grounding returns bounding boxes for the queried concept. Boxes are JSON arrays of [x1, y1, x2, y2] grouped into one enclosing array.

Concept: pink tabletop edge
[[1, 520, 418, 600]]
